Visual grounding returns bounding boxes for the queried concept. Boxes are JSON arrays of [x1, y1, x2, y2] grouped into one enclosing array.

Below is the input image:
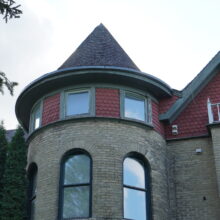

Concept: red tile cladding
[[42, 93, 60, 126], [96, 88, 120, 118], [165, 71, 220, 139], [152, 101, 165, 136], [159, 95, 179, 114]]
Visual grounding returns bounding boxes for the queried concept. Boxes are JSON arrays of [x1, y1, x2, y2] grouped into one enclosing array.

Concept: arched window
[[59, 151, 92, 219], [28, 164, 38, 220], [123, 155, 151, 220]]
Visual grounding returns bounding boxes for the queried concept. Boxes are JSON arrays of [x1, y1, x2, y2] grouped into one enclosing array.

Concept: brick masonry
[[42, 93, 60, 126], [159, 95, 179, 115], [26, 71, 220, 220], [210, 125, 220, 196], [165, 71, 220, 139], [27, 119, 169, 220], [167, 137, 220, 220], [95, 88, 120, 118], [152, 101, 165, 136]]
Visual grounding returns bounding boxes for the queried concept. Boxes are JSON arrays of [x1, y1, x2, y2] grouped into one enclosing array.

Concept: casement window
[[30, 103, 41, 131], [123, 155, 151, 220], [65, 90, 90, 117], [28, 164, 38, 220], [123, 92, 150, 123], [60, 151, 92, 219]]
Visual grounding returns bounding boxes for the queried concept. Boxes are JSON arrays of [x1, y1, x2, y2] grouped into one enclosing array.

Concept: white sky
[[0, 0, 220, 129]]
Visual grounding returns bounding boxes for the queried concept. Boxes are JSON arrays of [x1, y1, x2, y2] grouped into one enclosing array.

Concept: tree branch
[[0, 0, 22, 22]]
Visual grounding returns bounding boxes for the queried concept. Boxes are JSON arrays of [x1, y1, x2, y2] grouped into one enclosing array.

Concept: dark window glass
[[28, 165, 37, 220], [123, 156, 150, 220], [66, 91, 89, 116], [61, 153, 91, 219]]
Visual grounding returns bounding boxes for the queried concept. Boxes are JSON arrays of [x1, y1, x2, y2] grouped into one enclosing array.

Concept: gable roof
[[160, 51, 220, 123], [58, 24, 140, 71]]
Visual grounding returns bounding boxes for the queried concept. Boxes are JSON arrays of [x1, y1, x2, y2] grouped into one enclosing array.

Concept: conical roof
[[58, 24, 140, 71]]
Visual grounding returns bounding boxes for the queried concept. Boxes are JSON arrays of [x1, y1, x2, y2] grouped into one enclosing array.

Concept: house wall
[[209, 125, 220, 196], [31, 86, 162, 135], [27, 119, 169, 220], [95, 88, 120, 117], [159, 95, 179, 114], [152, 101, 165, 136], [167, 137, 220, 220], [165, 71, 220, 139], [42, 93, 60, 126]]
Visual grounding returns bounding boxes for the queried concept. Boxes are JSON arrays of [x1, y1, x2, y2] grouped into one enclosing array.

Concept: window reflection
[[125, 94, 145, 121], [66, 91, 89, 116], [31, 103, 41, 131], [61, 152, 91, 219], [63, 186, 89, 218], [124, 157, 145, 188], [124, 188, 146, 220], [34, 112, 40, 129], [64, 154, 90, 185], [123, 156, 150, 220]]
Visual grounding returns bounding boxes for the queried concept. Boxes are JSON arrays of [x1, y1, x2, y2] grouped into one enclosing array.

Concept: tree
[[0, 122, 7, 209], [0, 71, 18, 95], [0, 0, 22, 23], [0, 126, 27, 220]]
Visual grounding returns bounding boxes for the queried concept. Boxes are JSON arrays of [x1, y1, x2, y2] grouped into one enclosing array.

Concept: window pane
[[63, 186, 89, 218], [124, 187, 146, 220], [33, 105, 40, 130], [66, 92, 89, 116], [64, 154, 90, 185], [125, 95, 145, 121], [31, 170, 37, 197], [124, 157, 145, 188]]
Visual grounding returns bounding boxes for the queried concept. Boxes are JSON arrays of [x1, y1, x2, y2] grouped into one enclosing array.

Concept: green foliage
[[0, 123, 7, 208], [0, 71, 18, 95], [0, 126, 27, 220], [0, 0, 22, 23]]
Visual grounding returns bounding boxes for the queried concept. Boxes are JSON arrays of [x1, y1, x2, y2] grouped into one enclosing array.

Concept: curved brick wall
[[27, 119, 169, 220], [33, 87, 165, 137], [96, 88, 120, 117], [152, 101, 165, 136], [42, 93, 60, 126]]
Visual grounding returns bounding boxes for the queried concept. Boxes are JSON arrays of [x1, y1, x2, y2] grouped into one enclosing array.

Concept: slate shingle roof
[[6, 129, 28, 142], [58, 24, 140, 71], [6, 129, 16, 142]]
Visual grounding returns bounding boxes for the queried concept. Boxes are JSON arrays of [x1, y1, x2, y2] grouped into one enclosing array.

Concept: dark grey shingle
[[58, 24, 140, 71], [6, 129, 28, 142], [6, 129, 16, 142]]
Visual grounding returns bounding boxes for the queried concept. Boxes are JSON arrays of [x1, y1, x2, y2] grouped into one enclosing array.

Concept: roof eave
[[160, 51, 220, 123], [16, 66, 172, 131]]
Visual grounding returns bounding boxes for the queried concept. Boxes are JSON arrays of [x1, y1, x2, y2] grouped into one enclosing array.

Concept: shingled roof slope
[[160, 51, 220, 123], [6, 129, 28, 142], [58, 24, 140, 71]]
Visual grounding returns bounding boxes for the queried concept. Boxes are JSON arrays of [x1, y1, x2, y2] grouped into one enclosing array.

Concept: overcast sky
[[0, 0, 220, 129]]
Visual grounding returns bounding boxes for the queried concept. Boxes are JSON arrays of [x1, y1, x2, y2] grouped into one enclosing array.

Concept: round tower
[[16, 24, 172, 220]]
